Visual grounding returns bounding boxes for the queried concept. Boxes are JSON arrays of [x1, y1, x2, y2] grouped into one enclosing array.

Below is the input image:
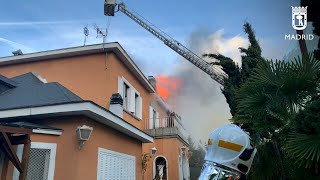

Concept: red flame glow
[[155, 75, 182, 100]]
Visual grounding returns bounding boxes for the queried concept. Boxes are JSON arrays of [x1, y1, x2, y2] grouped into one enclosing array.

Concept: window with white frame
[[14, 142, 57, 180], [149, 106, 159, 129], [118, 76, 142, 119]]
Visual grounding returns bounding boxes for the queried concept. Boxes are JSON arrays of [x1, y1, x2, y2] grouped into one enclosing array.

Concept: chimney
[[148, 76, 157, 92], [32, 72, 47, 83], [109, 93, 123, 118], [12, 49, 23, 56]]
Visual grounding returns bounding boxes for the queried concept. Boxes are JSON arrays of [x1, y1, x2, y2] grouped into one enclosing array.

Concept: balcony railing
[[144, 117, 189, 142]]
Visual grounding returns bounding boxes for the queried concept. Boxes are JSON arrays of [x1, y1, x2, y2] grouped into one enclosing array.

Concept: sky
[[1, 0, 314, 142], [0, 0, 301, 59]]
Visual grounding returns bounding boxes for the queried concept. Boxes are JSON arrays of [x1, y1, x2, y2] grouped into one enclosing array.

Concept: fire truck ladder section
[[108, 2, 227, 85]]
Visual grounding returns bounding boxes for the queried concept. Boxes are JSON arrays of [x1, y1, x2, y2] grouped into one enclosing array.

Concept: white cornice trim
[[32, 129, 63, 136], [0, 102, 153, 143]]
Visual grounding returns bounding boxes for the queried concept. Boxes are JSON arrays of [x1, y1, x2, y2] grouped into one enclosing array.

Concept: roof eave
[[0, 101, 153, 143]]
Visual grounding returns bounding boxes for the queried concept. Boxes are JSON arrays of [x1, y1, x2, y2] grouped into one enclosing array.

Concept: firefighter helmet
[[204, 124, 256, 175]]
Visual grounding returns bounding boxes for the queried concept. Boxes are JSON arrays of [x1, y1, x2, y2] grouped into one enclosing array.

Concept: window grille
[[26, 148, 51, 180]]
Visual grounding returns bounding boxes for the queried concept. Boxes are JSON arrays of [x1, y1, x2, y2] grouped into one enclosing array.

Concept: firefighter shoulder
[[205, 124, 257, 175]]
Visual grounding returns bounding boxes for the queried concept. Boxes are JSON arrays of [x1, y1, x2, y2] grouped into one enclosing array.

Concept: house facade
[[0, 43, 190, 180]]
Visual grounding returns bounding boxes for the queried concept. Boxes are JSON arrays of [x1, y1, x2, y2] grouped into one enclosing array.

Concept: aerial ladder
[[104, 0, 227, 85]]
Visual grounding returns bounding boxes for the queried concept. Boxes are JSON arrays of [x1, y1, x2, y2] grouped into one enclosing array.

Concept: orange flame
[[155, 75, 181, 100]]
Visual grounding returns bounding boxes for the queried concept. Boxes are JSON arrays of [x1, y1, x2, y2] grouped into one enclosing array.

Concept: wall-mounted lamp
[[151, 147, 157, 156], [181, 146, 187, 155], [76, 125, 93, 149]]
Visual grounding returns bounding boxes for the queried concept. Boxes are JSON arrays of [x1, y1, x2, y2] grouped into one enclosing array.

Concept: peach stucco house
[[0, 43, 190, 180]]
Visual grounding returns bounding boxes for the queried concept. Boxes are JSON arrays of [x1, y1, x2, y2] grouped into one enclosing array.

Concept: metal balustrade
[[144, 117, 189, 141]]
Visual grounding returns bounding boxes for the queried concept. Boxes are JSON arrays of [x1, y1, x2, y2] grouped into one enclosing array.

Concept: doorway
[[154, 156, 168, 180]]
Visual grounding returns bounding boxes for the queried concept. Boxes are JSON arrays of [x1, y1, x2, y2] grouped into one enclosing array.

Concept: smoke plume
[[167, 28, 249, 142]]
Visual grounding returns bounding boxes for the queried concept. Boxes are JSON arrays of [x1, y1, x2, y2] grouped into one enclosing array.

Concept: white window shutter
[[129, 88, 136, 113], [98, 148, 135, 180], [149, 106, 154, 129], [118, 77, 124, 98], [156, 111, 159, 128], [98, 150, 108, 180], [136, 96, 142, 119]]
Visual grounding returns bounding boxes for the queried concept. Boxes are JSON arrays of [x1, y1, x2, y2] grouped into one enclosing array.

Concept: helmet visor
[[198, 162, 240, 180]]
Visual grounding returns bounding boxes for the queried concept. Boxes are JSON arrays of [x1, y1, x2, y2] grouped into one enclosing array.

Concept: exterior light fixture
[[76, 125, 93, 149], [181, 146, 187, 155], [151, 147, 157, 156]]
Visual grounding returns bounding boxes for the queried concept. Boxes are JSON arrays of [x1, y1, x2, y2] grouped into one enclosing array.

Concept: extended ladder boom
[[105, 2, 226, 85]]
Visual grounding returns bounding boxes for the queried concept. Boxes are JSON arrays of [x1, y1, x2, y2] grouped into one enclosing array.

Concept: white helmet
[[204, 124, 257, 175]]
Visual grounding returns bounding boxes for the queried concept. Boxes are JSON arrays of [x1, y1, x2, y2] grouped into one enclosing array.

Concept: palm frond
[[285, 132, 320, 172], [231, 115, 253, 124], [249, 142, 281, 180], [237, 55, 320, 130]]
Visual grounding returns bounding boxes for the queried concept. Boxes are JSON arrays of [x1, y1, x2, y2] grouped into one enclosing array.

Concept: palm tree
[[233, 54, 320, 179]]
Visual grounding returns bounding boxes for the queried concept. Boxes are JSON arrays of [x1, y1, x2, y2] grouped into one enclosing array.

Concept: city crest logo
[[285, 6, 314, 41], [292, 6, 307, 30]]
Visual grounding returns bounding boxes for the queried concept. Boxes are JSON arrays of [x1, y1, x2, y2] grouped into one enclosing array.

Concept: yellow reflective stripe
[[208, 139, 213, 145], [218, 140, 243, 152]]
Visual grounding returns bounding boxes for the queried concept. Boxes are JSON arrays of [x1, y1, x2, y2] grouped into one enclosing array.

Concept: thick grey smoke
[[169, 28, 248, 142]]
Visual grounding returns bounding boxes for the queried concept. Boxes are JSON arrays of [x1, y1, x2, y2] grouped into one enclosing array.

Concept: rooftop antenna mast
[[93, 24, 108, 48], [83, 25, 89, 46]]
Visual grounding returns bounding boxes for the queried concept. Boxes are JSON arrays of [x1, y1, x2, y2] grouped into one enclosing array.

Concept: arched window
[[153, 156, 168, 180]]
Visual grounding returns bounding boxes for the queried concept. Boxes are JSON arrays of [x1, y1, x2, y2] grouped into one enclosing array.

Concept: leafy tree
[[235, 55, 320, 179], [188, 137, 206, 180], [301, 0, 320, 60], [203, 21, 320, 179], [203, 22, 265, 179], [285, 95, 320, 177], [203, 22, 264, 116]]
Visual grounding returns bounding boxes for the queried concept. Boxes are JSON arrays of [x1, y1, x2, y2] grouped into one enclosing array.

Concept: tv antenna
[[83, 25, 89, 46], [93, 23, 108, 45]]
